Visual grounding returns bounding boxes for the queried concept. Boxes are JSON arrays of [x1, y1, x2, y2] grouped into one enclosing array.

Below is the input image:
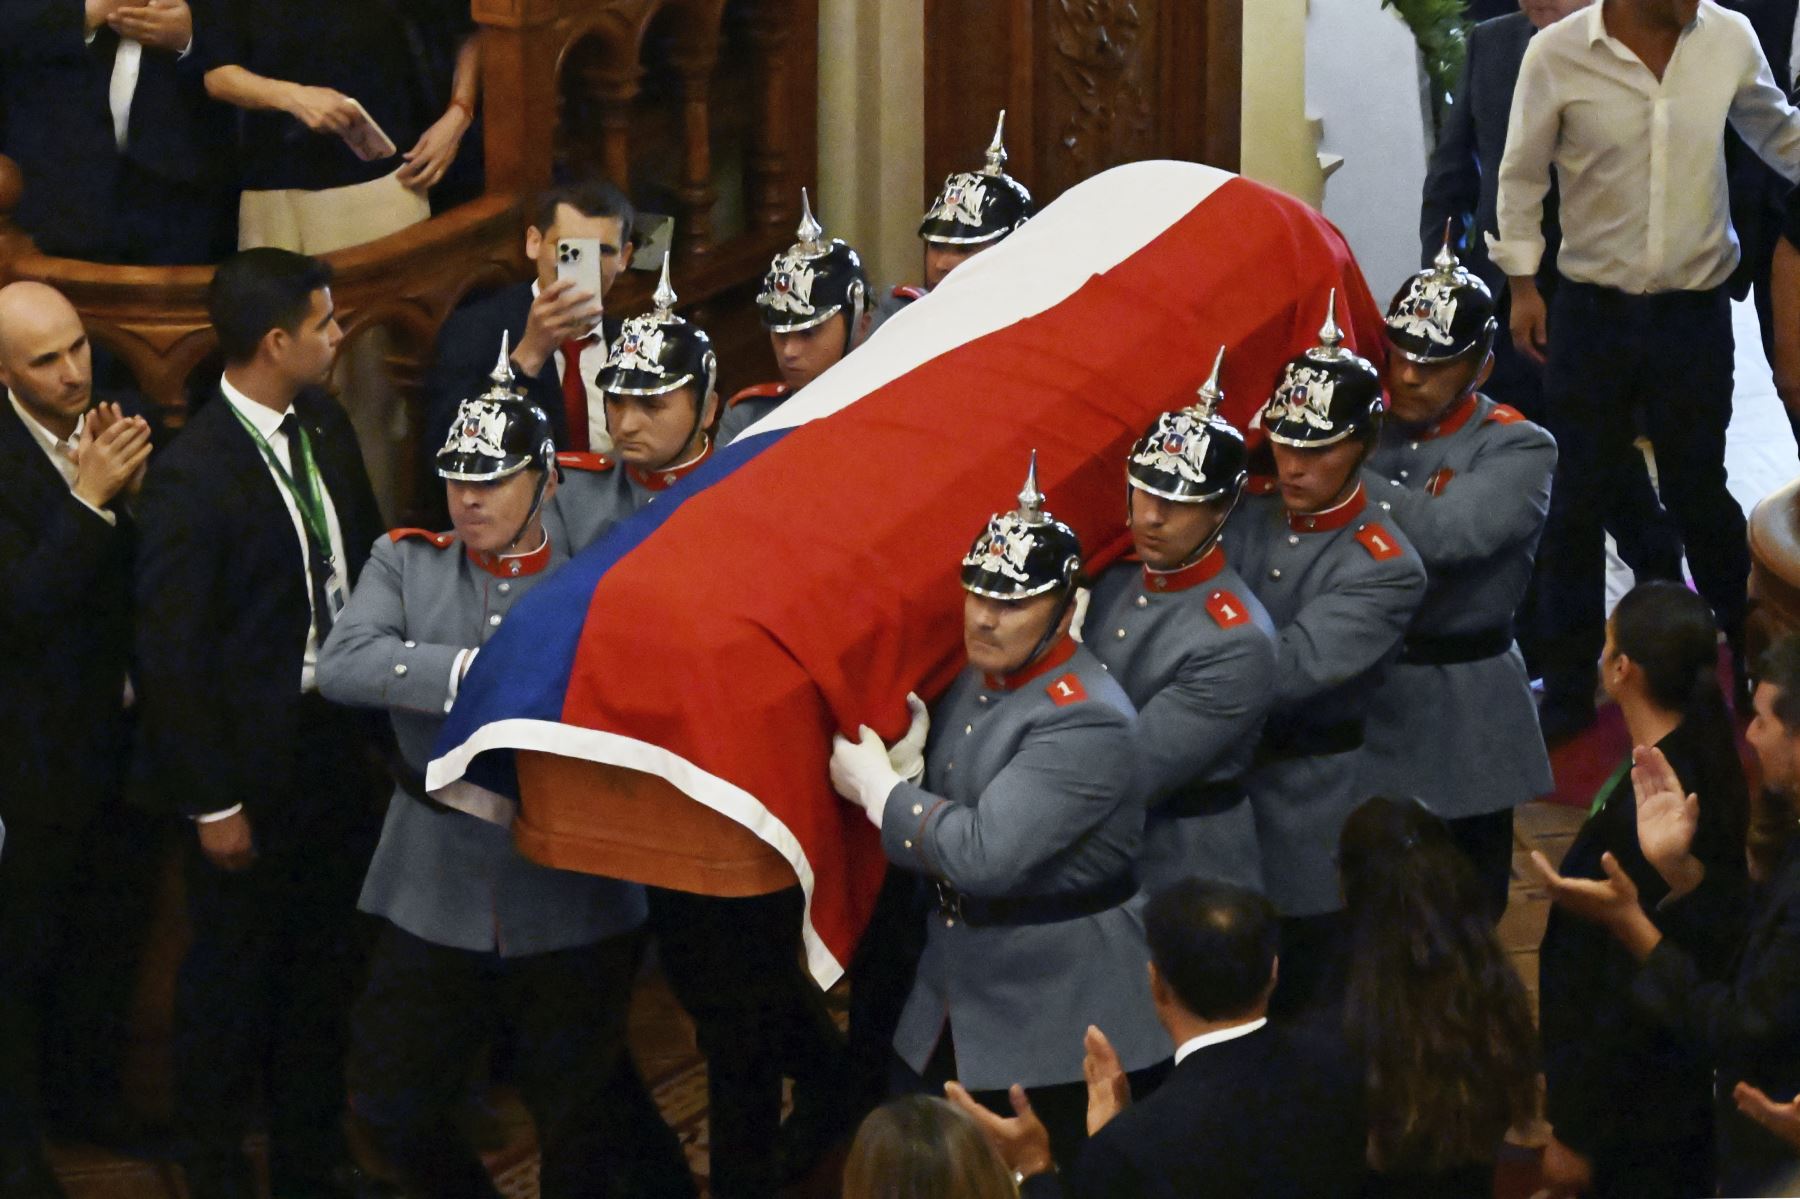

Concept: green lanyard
[[1589, 758, 1632, 818], [228, 403, 334, 563]]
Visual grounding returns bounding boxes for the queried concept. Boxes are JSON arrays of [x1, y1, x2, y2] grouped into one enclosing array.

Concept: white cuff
[[193, 804, 243, 823], [445, 647, 477, 713]]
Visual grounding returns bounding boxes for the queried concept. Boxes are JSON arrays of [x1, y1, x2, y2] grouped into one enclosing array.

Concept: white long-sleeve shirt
[[1489, 0, 1800, 294]]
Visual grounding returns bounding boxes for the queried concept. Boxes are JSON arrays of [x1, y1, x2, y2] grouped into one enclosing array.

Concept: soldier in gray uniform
[[1086, 350, 1278, 894], [830, 455, 1171, 1171], [1362, 241, 1557, 920], [874, 110, 1035, 324], [718, 190, 872, 445], [1223, 296, 1427, 1015], [318, 369, 693, 1198], [544, 257, 722, 552]]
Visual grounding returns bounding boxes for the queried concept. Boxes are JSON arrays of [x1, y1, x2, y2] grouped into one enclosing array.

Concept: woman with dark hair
[[842, 1096, 1018, 1199], [1337, 795, 1539, 1197], [1537, 580, 1750, 1198]]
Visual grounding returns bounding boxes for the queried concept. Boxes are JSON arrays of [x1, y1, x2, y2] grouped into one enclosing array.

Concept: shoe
[[0, 1141, 66, 1199]]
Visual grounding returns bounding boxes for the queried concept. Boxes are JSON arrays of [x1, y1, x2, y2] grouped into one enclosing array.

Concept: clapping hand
[[1734, 1082, 1800, 1152], [1081, 1025, 1131, 1134], [108, 0, 192, 53], [944, 1081, 1056, 1180], [1529, 849, 1640, 928], [1630, 745, 1705, 898], [72, 404, 152, 509]]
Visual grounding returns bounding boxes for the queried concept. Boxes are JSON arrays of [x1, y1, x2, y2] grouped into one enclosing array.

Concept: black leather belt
[[1255, 718, 1364, 763], [934, 872, 1138, 928], [1400, 624, 1514, 665], [1163, 779, 1246, 819]]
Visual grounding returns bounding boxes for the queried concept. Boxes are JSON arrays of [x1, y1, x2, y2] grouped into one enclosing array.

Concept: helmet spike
[[653, 254, 678, 318], [983, 109, 1009, 176], [490, 330, 513, 387], [1316, 289, 1345, 358], [1433, 219, 1459, 274], [1016, 448, 1046, 525], [1192, 345, 1226, 420], [796, 187, 824, 255]]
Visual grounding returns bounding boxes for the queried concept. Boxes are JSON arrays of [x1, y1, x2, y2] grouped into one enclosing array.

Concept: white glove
[[887, 692, 930, 783], [830, 724, 903, 828]]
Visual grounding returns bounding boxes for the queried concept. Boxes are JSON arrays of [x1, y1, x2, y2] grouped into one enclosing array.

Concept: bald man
[[0, 281, 155, 1192]]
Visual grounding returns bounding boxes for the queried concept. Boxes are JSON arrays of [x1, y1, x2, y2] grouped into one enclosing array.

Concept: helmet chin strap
[[1017, 572, 1079, 675], [502, 463, 553, 553], [1169, 489, 1242, 572]]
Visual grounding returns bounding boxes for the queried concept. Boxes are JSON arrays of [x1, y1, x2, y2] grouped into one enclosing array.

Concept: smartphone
[[339, 98, 397, 162], [556, 237, 604, 305]]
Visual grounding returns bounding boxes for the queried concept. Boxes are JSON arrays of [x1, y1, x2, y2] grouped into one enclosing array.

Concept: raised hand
[[512, 278, 602, 376], [1081, 1024, 1131, 1134], [72, 411, 152, 509], [944, 1081, 1055, 1179], [1630, 745, 1704, 897]]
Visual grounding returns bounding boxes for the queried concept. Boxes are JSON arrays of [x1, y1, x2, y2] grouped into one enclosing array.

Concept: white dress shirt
[[9, 395, 116, 525], [1172, 1017, 1267, 1066], [1490, 0, 1800, 294], [530, 280, 614, 454], [219, 377, 347, 694]]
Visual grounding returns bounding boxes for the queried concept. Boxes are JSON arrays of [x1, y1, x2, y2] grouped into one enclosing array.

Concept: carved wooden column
[[475, 0, 563, 195], [743, 0, 795, 228], [667, 1, 726, 258]]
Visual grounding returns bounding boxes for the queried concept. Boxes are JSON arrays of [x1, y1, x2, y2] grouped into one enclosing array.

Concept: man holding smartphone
[[424, 180, 636, 477]]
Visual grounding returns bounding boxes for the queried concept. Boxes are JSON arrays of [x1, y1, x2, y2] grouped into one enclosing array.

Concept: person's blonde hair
[[841, 1096, 1019, 1199]]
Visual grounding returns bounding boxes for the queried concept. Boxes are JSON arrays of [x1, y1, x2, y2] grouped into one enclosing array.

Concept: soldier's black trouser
[[1536, 281, 1746, 710], [645, 886, 846, 1199], [1446, 807, 1516, 924], [347, 923, 691, 1199]]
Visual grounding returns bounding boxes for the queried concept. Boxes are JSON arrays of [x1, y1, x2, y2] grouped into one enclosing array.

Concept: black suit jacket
[[0, 0, 231, 260], [1723, 0, 1798, 301], [133, 387, 382, 851], [1419, 12, 1559, 298], [1022, 1023, 1367, 1199], [0, 400, 142, 831], [1539, 719, 1750, 1159], [1633, 835, 1800, 1194]]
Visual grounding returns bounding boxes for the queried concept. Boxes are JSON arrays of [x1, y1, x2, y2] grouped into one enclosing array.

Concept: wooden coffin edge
[[513, 749, 796, 897]]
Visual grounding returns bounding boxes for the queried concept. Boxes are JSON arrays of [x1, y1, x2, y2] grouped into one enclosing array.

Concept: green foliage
[[1382, 0, 1473, 135]]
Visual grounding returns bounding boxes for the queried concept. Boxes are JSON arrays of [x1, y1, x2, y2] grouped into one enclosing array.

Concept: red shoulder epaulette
[[1354, 524, 1404, 562], [1206, 590, 1252, 629], [1046, 672, 1088, 707], [1483, 404, 1525, 425], [892, 284, 926, 302], [728, 382, 788, 409], [556, 452, 615, 472], [389, 527, 456, 548]]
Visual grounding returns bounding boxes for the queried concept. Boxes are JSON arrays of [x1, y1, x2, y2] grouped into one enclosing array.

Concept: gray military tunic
[[545, 442, 714, 551], [1361, 394, 1556, 818], [879, 640, 1170, 1091], [1222, 482, 1427, 916], [318, 529, 645, 956], [1085, 545, 1278, 894], [717, 383, 788, 446]]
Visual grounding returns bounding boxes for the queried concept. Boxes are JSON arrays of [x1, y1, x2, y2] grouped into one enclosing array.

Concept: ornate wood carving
[[923, 0, 1240, 211]]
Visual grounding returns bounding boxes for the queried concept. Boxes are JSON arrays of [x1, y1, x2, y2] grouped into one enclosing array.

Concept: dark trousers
[[1587, 1133, 1714, 1199], [1537, 281, 1747, 706], [898, 1035, 1171, 1174], [1446, 808, 1515, 924], [347, 923, 691, 1199], [644, 886, 845, 1199], [846, 870, 927, 1117], [174, 701, 381, 1196], [0, 804, 161, 1154], [108, 160, 236, 266]]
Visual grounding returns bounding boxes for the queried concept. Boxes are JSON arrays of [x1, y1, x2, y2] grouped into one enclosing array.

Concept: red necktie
[[560, 336, 597, 452]]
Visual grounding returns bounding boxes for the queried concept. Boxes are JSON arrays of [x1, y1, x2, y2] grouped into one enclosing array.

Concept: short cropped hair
[[208, 248, 333, 366], [1757, 634, 1800, 732], [1143, 878, 1278, 1022], [531, 178, 636, 247]]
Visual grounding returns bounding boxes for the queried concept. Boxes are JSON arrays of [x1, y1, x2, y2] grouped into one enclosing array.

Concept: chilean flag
[[427, 162, 1387, 986]]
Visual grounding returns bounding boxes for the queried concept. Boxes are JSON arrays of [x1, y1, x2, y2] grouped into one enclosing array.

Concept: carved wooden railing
[[0, 0, 816, 520]]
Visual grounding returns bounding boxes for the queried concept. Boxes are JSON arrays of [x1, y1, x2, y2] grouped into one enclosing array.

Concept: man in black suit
[[0, 0, 234, 264], [1420, 0, 1682, 730], [949, 880, 1367, 1199], [135, 249, 387, 1199], [1535, 633, 1800, 1197], [423, 179, 636, 463], [0, 282, 154, 1199]]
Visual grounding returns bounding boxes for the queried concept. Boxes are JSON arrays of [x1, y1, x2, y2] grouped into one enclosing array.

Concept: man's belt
[[1255, 718, 1364, 763], [933, 872, 1138, 928], [1400, 624, 1514, 666], [1162, 778, 1246, 819]]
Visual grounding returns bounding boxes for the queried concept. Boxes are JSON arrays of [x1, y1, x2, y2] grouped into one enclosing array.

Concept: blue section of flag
[[433, 428, 794, 796]]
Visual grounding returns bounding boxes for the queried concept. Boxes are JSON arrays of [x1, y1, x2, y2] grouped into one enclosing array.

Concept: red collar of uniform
[[627, 435, 714, 492], [467, 534, 553, 579], [1142, 543, 1227, 593], [1286, 482, 1367, 534], [1407, 394, 1479, 441], [983, 635, 1079, 692]]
